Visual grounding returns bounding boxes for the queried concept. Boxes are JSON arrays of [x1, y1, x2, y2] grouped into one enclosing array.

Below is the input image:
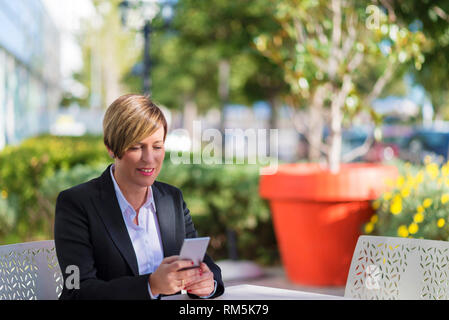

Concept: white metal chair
[[0, 240, 63, 300], [345, 235, 449, 300]]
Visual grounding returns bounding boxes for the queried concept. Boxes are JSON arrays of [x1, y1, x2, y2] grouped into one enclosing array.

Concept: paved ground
[[222, 265, 346, 297]]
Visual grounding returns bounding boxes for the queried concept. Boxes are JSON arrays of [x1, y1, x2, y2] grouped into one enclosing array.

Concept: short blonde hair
[[103, 94, 167, 159]]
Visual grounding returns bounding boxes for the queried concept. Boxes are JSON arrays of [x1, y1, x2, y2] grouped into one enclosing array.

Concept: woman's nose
[[141, 148, 154, 163], [142, 147, 162, 164]]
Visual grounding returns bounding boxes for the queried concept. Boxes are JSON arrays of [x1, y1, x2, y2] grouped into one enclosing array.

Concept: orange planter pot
[[259, 163, 398, 286]]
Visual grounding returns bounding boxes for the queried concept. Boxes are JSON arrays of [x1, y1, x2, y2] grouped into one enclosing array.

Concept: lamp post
[[119, 0, 174, 96]]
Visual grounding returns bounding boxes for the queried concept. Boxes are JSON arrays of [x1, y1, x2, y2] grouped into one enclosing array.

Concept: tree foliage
[[148, 0, 287, 112], [391, 1, 449, 118], [73, 0, 142, 108], [254, 0, 427, 170]]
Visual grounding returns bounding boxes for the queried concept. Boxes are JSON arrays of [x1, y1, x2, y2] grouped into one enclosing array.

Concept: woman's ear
[[105, 146, 115, 159]]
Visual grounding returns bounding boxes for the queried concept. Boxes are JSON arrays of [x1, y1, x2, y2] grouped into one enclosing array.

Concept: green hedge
[[0, 135, 279, 265], [0, 135, 110, 242], [364, 158, 449, 241], [158, 159, 278, 264]]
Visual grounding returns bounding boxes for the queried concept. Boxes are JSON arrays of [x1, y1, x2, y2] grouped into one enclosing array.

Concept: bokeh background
[[1, 0, 449, 286]]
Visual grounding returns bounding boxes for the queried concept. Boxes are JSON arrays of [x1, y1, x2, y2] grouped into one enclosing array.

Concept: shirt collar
[[110, 164, 155, 215]]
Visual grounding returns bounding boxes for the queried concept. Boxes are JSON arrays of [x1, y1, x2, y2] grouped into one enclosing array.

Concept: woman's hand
[[149, 256, 201, 296], [184, 263, 215, 297]]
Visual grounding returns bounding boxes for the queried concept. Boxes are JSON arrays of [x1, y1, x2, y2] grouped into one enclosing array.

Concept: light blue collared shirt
[[110, 165, 163, 298], [110, 165, 216, 299]]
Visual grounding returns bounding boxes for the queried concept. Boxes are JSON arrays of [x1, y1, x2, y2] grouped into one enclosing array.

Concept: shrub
[[0, 134, 109, 240], [364, 157, 449, 240], [158, 160, 278, 264], [0, 192, 18, 240], [0, 136, 279, 265]]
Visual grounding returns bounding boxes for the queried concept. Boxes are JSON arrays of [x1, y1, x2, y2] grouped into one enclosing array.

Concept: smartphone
[[178, 237, 210, 271]]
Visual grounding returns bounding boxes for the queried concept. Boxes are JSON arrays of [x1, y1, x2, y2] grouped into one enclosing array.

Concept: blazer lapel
[[92, 165, 139, 276], [152, 182, 178, 257]]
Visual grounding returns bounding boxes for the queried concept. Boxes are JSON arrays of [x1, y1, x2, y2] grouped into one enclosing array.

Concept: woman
[[54, 94, 224, 300]]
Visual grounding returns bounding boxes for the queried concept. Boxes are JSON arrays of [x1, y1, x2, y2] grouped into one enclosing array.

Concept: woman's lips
[[137, 168, 155, 176]]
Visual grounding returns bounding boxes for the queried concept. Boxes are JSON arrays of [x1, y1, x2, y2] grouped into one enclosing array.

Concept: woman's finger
[[185, 272, 213, 288], [186, 280, 214, 296], [162, 255, 180, 264], [190, 289, 213, 296], [185, 281, 211, 291], [169, 260, 195, 272], [200, 262, 210, 273]]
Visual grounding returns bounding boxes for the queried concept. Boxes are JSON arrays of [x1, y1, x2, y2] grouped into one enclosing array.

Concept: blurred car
[[363, 141, 400, 162], [297, 126, 401, 163], [400, 128, 449, 165], [342, 127, 400, 163]]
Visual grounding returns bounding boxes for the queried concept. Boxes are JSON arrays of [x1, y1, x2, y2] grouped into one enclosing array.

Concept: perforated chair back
[[0, 240, 63, 300], [345, 235, 449, 300]]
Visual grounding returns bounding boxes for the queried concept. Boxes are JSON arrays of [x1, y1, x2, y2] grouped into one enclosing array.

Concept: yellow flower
[[401, 188, 410, 198], [406, 175, 416, 189], [423, 198, 433, 208], [397, 225, 409, 237], [383, 192, 392, 201], [442, 164, 449, 177], [424, 155, 432, 165], [365, 222, 374, 234], [390, 195, 402, 215], [438, 218, 446, 228], [417, 205, 424, 214], [0, 190, 7, 199], [396, 176, 405, 188], [426, 163, 439, 180], [416, 171, 424, 184], [408, 223, 419, 234], [414, 212, 424, 223], [370, 214, 378, 224], [372, 200, 381, 210], [442, 194, 449, 205]]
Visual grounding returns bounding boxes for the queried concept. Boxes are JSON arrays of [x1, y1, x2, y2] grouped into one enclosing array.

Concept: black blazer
[[54, 164, 224, 300]]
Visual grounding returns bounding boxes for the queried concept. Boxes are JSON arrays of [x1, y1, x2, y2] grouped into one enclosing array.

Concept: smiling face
[[110, 126, 165, 191], [103, 94, 168, 196]]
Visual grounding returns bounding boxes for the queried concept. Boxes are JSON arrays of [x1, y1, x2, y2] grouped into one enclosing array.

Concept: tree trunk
[[218, 59, 239, 260], [218, 59, 230, 135], [328, 75, 353, 172], [328, 95, 343, 173], [102, 32, 122, 107], [307, 86, 326, 162], [268, 97, 280, 156], [183, 99, 198, 140]]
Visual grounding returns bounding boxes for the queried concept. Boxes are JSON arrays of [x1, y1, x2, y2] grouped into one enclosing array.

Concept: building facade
[[0, 0, 61, 149]]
